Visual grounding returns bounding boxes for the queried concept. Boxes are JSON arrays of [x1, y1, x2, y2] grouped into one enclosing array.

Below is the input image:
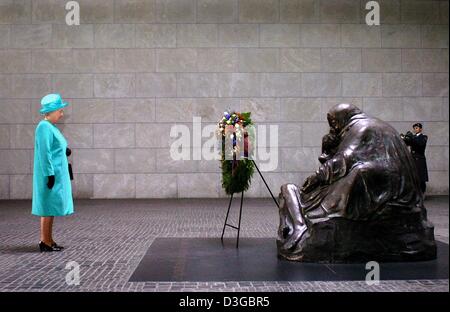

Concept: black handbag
[[66, 148, 73, 180]]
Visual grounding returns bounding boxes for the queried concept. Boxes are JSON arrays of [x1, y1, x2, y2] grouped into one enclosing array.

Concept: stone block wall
[[0, 0, 448, 199]]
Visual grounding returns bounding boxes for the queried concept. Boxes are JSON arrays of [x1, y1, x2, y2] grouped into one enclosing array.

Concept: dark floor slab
[[129, 238, 449, 282]]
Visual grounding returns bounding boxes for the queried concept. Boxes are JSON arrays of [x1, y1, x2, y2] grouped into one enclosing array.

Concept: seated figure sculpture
[[277, 103, 436, 263]]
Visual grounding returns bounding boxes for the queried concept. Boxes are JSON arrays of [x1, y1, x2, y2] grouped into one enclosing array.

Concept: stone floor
[[0, 196, 448, 292]]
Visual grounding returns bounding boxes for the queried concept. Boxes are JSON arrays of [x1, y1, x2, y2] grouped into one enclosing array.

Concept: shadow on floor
[[2, 245, 39, 254]]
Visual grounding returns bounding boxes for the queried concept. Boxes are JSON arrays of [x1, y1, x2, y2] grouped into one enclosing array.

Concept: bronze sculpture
[[277, 104, 436, 263]]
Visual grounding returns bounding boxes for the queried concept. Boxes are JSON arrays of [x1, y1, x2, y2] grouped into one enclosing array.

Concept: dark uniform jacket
[[404, 133, 429, 182]]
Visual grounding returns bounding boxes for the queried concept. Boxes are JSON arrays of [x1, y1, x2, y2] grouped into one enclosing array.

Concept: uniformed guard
[[401, 123, 429, 194]]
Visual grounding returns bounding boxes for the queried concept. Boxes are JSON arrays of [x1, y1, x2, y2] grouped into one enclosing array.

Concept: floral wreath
[[217, 111, 255, 195]]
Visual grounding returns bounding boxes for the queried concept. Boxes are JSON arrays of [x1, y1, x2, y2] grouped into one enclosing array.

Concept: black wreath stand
[[220, 159, 280, 248]]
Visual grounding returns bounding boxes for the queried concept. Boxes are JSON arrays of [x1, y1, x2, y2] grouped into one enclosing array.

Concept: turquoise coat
[[32, 120, 74, 217]]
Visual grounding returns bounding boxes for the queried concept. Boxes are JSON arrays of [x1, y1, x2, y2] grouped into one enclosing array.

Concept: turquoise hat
[[40, 93, 69, 114]]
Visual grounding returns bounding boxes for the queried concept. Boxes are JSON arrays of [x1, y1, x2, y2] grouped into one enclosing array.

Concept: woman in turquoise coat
[[32, 93, 74, 252]]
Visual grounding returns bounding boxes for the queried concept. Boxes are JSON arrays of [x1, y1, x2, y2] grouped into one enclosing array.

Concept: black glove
[[68, 164, 73, 180], [66, 147, 71, 156], [47, 175, 55, 189]]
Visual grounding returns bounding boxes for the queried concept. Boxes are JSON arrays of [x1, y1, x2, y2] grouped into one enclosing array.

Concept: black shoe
[[39, 241, 62, 252], [51, 242, 64, 249]]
